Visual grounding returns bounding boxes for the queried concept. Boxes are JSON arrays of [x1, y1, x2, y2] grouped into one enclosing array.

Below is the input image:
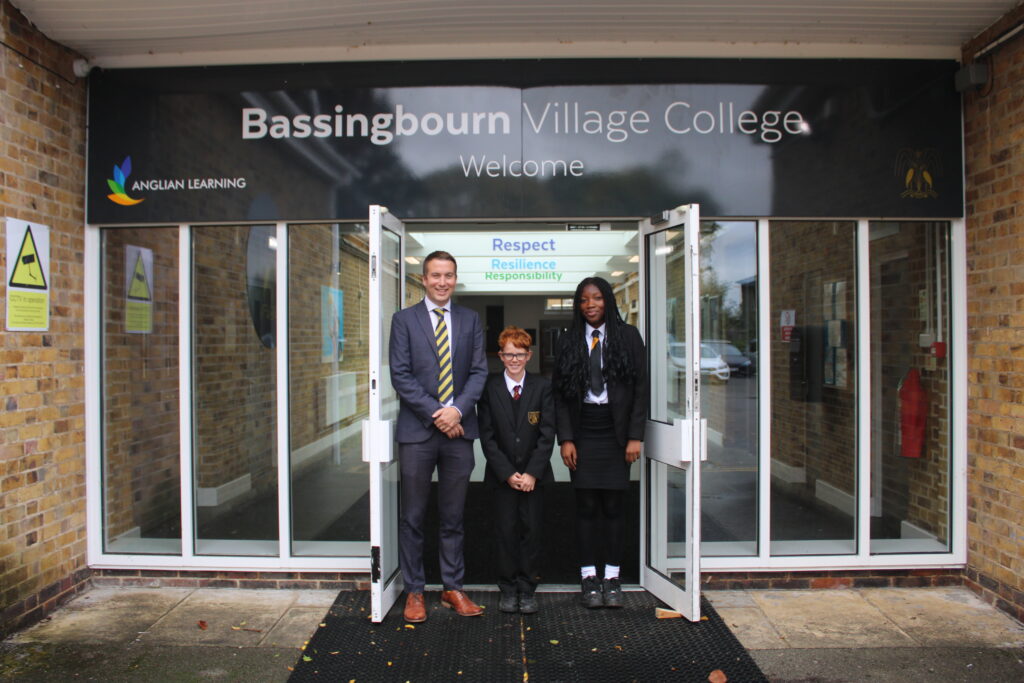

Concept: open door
[[639, 204, 705, 621], [365, 205, 405, 622]]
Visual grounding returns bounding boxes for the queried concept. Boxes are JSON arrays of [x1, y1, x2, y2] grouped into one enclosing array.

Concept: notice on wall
[[779, 309, 795, 342], [5, 219, 50, 331], [321, 286, 345, 363], [125, 245, 153, 333]]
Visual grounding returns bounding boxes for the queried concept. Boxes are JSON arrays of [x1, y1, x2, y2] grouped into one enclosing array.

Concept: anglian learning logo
[[107, 156, 144, 205]]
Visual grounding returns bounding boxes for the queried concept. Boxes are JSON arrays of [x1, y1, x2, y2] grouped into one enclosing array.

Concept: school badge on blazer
[[528, 411, 541, 425]]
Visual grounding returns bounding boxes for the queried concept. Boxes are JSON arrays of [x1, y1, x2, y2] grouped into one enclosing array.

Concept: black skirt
[[570, 404, 631, 490]]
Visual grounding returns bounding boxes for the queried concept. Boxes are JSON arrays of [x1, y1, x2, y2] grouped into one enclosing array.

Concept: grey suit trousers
[[397, 431, 475, 592]]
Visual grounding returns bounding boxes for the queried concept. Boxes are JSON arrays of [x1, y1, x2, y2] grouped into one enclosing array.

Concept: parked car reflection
[[668, 341, 730, 382], [702, 339, 754, 376]]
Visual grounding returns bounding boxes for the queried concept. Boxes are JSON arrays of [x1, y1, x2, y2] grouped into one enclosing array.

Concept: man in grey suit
[[388, 250, 487, 623]]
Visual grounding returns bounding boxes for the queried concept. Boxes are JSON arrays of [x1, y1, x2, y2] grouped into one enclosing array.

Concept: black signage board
[[87, 58, 962, 224]]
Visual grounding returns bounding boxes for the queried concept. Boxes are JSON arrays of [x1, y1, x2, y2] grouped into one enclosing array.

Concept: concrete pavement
[[2, 585, 1023, 681]]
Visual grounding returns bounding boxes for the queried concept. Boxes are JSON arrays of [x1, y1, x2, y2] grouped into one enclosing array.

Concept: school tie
[[434, 308, 453, 404], [512, 384, 521, 400], [589, 330, 603, 395]]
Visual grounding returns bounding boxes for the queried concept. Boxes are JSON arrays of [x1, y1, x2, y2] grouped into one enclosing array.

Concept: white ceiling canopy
[[11, 0, 1018, 68]]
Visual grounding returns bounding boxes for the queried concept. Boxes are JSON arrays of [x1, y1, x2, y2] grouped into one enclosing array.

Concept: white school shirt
[[583, 322, 608, 404]]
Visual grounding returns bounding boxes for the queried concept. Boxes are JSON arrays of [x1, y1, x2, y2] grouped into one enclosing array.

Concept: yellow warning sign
[[8, 225, 48, 290], [124, 244, 153, 334], [128, 252, 151, 300], [6, 219, 50, 331], [8, 290, 48, 328], [126, 300, 153, 333]]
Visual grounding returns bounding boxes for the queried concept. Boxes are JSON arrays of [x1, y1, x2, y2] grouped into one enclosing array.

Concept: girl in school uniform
[[553, 276, 648, 609]]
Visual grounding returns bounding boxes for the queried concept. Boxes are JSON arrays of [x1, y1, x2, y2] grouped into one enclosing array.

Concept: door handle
[[699, 418, 708, 462]]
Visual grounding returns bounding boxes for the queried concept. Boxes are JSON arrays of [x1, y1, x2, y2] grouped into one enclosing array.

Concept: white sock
[[604, 565, 620, 580], [581, 565, 597, 579]]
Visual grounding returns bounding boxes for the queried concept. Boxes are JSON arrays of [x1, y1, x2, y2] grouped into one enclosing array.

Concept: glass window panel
[[192, 225, 278, 556], [700, 221, 758, 556], [288, 223, 370, 556], [647, 228, 687, 424], [649, 460, 691, 586], [102, 228, 181, 554], [769, 221, 857, 555], [869, 222, 951, 554]]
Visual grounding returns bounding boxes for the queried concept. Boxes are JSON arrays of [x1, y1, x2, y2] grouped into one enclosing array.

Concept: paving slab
[[861, 586, 1024, 648], [261, 607, 331, 649], [8, 588, 194, 645], [749, 589, 916, 648], [706, 589, 758, 608], [1, 641, 296, 682], [290, 589, 342, 609], [141, 588, 304, 647], [753, 646, 1024, 683], [714, 606, 789, 650]]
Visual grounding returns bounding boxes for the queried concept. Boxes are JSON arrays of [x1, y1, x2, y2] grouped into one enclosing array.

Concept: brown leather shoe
[[440, 590, 483, 617], [403, 592, 427, 623]]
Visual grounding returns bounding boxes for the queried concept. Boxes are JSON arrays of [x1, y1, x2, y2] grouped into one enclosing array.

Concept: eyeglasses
[[499, 352, 528, 361]]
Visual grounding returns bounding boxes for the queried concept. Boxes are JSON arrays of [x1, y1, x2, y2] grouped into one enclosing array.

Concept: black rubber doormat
[[288, 590, 767, 682]]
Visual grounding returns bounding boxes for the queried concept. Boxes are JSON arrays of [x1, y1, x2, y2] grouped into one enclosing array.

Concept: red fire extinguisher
[[898, 368, 927, 459]]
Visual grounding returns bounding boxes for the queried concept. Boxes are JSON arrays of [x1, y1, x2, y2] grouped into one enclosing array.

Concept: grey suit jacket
[[388, 301, 487, 443]]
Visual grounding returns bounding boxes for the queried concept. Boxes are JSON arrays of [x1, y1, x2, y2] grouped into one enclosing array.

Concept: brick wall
[[101, 227, 180, 545], [288, 226, 370, 453], [769, 221, 858, 527], [0, 0, 90, 636], [961, 10, 1024, 625]]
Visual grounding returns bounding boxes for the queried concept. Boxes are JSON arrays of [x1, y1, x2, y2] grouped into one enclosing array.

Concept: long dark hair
[[554, 276, 637, 399]]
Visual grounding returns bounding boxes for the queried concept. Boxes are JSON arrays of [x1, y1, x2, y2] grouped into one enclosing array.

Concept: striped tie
[[434, 308, 453, 404]]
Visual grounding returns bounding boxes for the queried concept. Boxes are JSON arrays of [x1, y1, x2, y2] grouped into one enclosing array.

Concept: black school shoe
[[499, 593, 518, 613], [519, 594, 538, 614], [602, 577, 623, 608], [580, 576, 603, 608]]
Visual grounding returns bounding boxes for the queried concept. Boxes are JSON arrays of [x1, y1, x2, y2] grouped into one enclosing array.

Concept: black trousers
[[492, 484, 544, 596]]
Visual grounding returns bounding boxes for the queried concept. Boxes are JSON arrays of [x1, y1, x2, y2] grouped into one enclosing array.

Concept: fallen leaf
[[404, 624, 415, 629], [549, 639, 559, 645], [197, 620, 208, 630], [302, 655, 312, 662], [320, 622, 327, 627], [655, 608, 682, 619], [701, 615, 709, 621], [708, 669, 727, 683], [330, 651, 339, 655]]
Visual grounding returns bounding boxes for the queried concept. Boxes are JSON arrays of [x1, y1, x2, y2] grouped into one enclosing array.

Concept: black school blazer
[[478, 372, 556, 488], [552, 324, 649, 447]]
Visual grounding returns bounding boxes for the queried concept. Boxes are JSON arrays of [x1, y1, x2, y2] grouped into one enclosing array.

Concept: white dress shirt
[[583, 322, 608, 404]]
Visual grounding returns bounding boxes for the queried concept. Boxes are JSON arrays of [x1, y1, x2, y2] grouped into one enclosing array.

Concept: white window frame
[[85, 216, 966, 573]]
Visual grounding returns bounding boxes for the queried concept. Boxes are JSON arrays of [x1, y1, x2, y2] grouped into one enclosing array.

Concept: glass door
[[366, 206, 405, 621], [640, 204, 705, 621]]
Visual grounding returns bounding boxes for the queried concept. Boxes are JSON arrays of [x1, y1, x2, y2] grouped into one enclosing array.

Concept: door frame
[[366, 205, 406, 621], [638, 204, 704, 620]]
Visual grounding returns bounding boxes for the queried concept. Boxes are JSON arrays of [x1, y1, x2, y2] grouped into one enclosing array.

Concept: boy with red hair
[[478, 326, 556, 614]]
